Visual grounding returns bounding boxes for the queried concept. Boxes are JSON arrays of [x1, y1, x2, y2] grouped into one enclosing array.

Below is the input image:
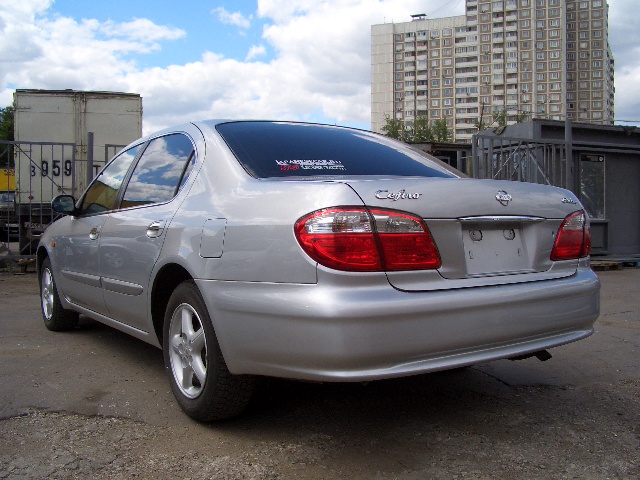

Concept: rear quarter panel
[[158, 133, 364, 284]]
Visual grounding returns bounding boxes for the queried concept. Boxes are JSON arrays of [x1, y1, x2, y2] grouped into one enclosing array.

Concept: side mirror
[[51, 195, 77, 215]]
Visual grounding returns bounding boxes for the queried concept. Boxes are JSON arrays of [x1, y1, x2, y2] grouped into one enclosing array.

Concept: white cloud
[[211, 7, 252, 29], [1, 0, 638, 135], [607, 0, 640, 123], [100, 18, 186, 43], [245, 44, 267, 61]]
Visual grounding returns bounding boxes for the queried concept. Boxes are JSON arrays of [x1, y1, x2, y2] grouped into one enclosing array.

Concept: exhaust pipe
[[509, 350, 552, 362]]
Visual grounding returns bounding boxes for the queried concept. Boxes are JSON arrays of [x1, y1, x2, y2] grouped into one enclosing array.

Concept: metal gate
[[1, 140, 78, 265], [1, 139, 125, 267], [471, 135, 570, 189]]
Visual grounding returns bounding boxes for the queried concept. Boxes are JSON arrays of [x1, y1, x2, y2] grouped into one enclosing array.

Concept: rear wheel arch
[[36, 245, 49, 275], [150, 263, 192, 345]]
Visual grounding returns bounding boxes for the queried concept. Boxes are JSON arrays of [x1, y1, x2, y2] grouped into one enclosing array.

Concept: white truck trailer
[[12, 89, 143, 251]]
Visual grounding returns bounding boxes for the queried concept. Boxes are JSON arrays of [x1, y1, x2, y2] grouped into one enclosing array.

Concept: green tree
[[0, 106, 14, 169], [475, 108, 529, 132], [492, 109, 508, 127], [380, 114, 410, 142], [431, 118, 452, 142], [0, 106, 13, 142], [382, 114, 453, 143], [515, 111, 530, 123], [412, 116, 434, 142]]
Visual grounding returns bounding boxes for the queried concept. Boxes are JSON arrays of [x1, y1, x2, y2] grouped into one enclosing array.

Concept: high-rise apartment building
[[371, 0, 615, 142]]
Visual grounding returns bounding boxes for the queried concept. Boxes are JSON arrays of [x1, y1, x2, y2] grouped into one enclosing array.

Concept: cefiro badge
[[375, 189, 422, 201]]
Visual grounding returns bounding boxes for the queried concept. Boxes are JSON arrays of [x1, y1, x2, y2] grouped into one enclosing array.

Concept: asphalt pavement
[[0, 267, 638, 479]]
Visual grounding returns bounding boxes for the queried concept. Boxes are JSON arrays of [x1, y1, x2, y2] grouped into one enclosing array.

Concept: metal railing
[[471, 135, 569, 189], [1, 140, 78, 263]]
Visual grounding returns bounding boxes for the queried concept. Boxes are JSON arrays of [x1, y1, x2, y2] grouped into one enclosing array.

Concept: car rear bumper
[[197, 266, 600, 381]]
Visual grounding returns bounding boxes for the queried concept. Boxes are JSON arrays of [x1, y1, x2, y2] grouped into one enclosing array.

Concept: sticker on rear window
[[276, 159, 346, 171]]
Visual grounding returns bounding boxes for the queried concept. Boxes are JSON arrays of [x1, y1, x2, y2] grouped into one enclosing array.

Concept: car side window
[[120, 134, 195, 208], [78, 145, 142, 215]]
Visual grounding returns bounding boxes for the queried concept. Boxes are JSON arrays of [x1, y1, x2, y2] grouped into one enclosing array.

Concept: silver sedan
[[38, 120, 600, 421]]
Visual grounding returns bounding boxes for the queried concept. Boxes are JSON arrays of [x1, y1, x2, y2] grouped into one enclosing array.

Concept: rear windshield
[[215, 122, 456, 179]]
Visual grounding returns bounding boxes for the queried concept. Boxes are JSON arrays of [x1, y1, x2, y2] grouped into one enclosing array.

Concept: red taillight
[[294, 207, 441, 272], [551, 210, 591, 261]]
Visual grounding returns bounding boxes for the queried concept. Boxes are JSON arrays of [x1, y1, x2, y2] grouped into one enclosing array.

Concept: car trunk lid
[[341, 177, 583, 290]]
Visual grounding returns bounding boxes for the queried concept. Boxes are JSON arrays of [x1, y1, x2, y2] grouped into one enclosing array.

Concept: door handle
[[146, 220, 166, 238], [89, 226, 100, 240]]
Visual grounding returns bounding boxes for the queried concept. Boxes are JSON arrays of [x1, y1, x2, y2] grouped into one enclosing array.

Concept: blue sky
[[49, 0, 275, 68], [1, 0, 639, 134]]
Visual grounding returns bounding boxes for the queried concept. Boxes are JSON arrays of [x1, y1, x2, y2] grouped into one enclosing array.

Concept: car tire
[[40, 257, 80, 331], [163, 280, 254, 421]]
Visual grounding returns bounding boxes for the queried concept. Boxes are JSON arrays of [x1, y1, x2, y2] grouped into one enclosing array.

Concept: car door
[[52, 145, 142, 316], [99, 132, 197, 331]]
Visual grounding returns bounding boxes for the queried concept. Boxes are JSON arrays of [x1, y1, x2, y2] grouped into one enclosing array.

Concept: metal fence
[[471, 135, 569, 190], [1, 138, 125, 266], [1, 140, 77, 263]]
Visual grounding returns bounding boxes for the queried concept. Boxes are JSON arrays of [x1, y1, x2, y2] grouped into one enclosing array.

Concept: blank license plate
[[462, 227, 529, 276]]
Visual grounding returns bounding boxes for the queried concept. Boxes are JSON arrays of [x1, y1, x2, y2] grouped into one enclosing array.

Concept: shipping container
[[14, 89, 142, 204]]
